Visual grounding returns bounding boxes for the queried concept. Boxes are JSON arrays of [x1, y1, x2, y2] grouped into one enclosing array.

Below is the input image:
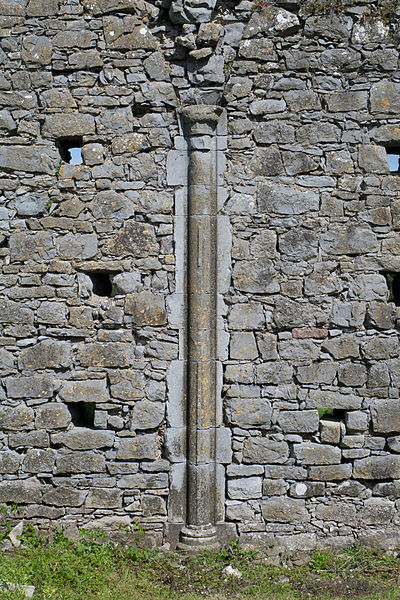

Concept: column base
[[177, 525, 220, 553]]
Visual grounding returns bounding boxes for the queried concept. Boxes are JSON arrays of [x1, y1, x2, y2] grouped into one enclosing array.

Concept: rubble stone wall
[[1, 0, 400, 553]]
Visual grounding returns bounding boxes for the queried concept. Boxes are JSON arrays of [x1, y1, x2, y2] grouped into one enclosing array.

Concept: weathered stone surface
[[58, 234, 98, 260], [43, 114, 95, 138], [43, 486, 86, 507], [316, 502, 357, 525], [243, 438, 289, 464], [232, 259, 280, 294], [227, 477, 262, 500], [51, 429, 114, 450], [262, 497, 309, 523], [308, 464, 352, 481], [371, 81, 400, 114], [0, 404, 34, 430], [27, 0, 59, 16], [293, 443, 341, 465], [0, 146, 58, 174], [278, 411, 319, 434], [353, 456, 400, 479], [78, 344, 132, 368], [58, 380, 109, 404], [104, 223, 158, 257], [256, 362, 293, 385], [321, 335, 360, 360], [362, 337, 398, 361], [229, 303, 264, 330], [0, 451, 20, 473], [9, 431, 49, 449], [0, 479, 41, 504], [230, 332, 258, 360], [320, 224, 378, 255], [371, 400, 400, 434], [125, 292, 167, 326], [103, 16, 158, 50], [258, 184, 319, 215], [131, 401, 165, 430], [86, 488, 121, 508], [57, 452, 106, 474], [108, 370, 145, 400], [19, 341, 71, 371], [91, 191, 135, 220], [5, 375, 54, 399], [22, 35, 53, 64], [116, 435, 158, 460], [23, 449, 56, 473], [35, 404, 71, 430], [225, 398, 272, 428], [307, 390, 361, 410]]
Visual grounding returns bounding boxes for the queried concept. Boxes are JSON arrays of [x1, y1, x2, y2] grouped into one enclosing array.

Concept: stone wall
[[1, 0, 400, 553]]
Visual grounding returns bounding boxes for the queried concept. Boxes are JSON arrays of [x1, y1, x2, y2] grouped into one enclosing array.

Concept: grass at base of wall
[[1, 527, 400, 600]]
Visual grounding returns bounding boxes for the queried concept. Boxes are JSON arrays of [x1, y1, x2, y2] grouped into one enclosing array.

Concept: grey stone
[[125, 292, 167, 326], [78, 344, 132, 368], [345, 411, 369, 432], [56, 452, 106, 474], [359, 145, 389, 174], [117, 473, 168, 489], [22, 35, 53, 65], [239, 38, 277, 61], [23, 449, 56, 473], [320, 224, 378, 255], [372, 400, 400, 434], [307, 390, 361, 410], [326, 90, 368, 112], [58, 234, 98, 260], [353, 456, 400, 479], [0, 479, 41, 504], [37, 302, 67, 326], [9, 431, 49, 448], [330, 301, 366, 328], [0, 451, 20, 473], [243, 438, 289, 464], [109, 370, 145, 401], [338, 363, 367, 387], [371, 81, 400, 114], [293, 443, 341, 465], [278, 411, 319, 434], [142, 495, 167, 516], [279, 229, 318, 261], [10, 231, 54, 263], [362, 337, 398, 361], [308, 464, 352, 481], [58, 380, 109, 404], [19, 341, 71, 371], [96, 107, 134, 135], [227, 477, 262, 500], [296, 363, 336, 385], [256, 333, 278, 361], [278, 340, 319, 364], [86, 489, 121, 509], [228, 303, 264, 330], [232, 259, 280, 294], [321, 335, 360, 359], [225, 398, 272, 428], [51, 429, 114, 450], [104, 223, 158, 258], [91, 191, 135, 220], [0, 405, 34, 430], [116, 435, 158, 460], [250, 146, 284, 177], [316, 502, 357, 525], [5, 375, 53, 399], [131, 401, 165, 430], [112, 272, 141, 295], [261, 497, 308, 523], [256, 362, 293, 385], [230, 332, 258, 360], [0, 145, 58, 174], [16, 193, 49, 216], [35, 404, 71, 430], [258, 183, 319, 215], [43, 114, 95, 138], [43, 486, 86, 507]]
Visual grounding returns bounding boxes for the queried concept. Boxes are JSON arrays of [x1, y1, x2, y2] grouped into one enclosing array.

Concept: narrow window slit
[[88, 272, 113, 297], [385, 147, 400, 173], [56, 137, 83, 165], [383, 272, 400, 306], [68, 402, 95, 428]]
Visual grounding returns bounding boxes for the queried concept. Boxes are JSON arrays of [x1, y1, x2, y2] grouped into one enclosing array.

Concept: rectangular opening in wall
[[56, 137, 83, 165], [385, 147, 400, 173], [68, 402, 95, 428], [88, 272, 114, 297], [383, 272, 400, 305]]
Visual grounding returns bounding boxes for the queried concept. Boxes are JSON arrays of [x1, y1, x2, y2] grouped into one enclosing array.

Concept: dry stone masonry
[[1, 0, 400, 554]]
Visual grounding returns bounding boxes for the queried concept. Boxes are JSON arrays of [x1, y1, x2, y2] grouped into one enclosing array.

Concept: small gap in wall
[[0, 237, 9, 248], [68, 402, 95, 428], [385, 146, 400, 173], [56, 137, 83, 165], [87, 272, 114, 297], [383, 271, 400, 306]]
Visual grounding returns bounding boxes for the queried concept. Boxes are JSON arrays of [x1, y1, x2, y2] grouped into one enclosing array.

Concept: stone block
[[372, 399, 400, 433], [359, 145, 389, 174], [326, 90, 368, 112], [321, 224, 378, 255], [353, 456, 400, 479], [0, 404, 34, 430], [261, 497, 309, 523], [232, 259, 280, 294], [0, 479, 41, 504], [228, 303, 264, 330], [337, 363, 367, 387], [116, 435, 158, 460], [239, 38, 277, 61], [371, 81, 400, 114], [86, 489, 121, 509], [290, 482, 324, 498], [0, 451, 20, 473], [27, 0, 58, 16], [279, 229, 318, 261], [37, 302, 67, 326], [330, 301, 366, 328], [250, 146, 284, 176], [230, 332, 258, 360], [58, 380, 109, 404], [117, 473, 168, 489], [243, 438, 289, 464], [78, 343, 132, 368], [23, 449, 56, 473], [293, 443, 341, 465], [103, 16, 159, 50], [345, 411, 369, 432], [256, 333, 278, 361], [315, 502, 357, 524], [10, 231, 55, 263], [362, 337, 398, 360], [296, 363, 336, 385], [103, 222, 158, 258], [21, 35, 53, 65], [5, 375, 54, 399], [43, 114, 95, 138], [320, 419, 341, 444], [125, 292, 167, 326], [35, 403, 71, 430], [58, 234, 98, 260], [256, 362, 293, 385], [109, 370, 145, 401], [308, 464, 352, 480], [9, 431, 49, 449], [142, 495, 167, 516], [321, 335, 360, 359], [307, 390, 361, 410], [278, 410, 319, 433], [227, 477, 262, 500], [257, 183, 319, 215], [278, 340, 319, 364], [91, 191, 135, 220], [225, 398, 272, 428], [43, 486, 87, 507], [131, 401, 165, 430], [51, 429, 115, 450], [366, 302, 396, 330], [56, 452, 106, 474], [53, 30, 95, 49]]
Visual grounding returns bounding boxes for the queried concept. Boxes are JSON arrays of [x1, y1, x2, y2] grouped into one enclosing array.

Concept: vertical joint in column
[[177, 105, 225, 552]]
